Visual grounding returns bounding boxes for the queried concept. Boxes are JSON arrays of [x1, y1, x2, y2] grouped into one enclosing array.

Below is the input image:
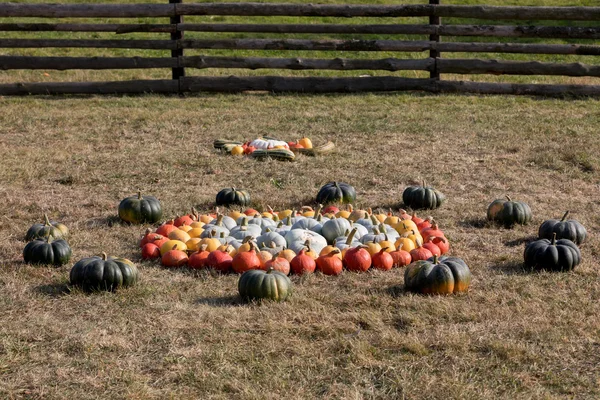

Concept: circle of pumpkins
[[139, 203, 464, 297]]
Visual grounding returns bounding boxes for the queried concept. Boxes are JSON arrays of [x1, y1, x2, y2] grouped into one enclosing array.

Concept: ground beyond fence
[[1, 1, 600, 95]]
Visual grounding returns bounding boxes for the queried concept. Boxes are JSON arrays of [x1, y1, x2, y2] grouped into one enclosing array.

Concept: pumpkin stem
[[348, 204, 353, 213], [266, 266, 275, 274], [137, 190, 142, 200], [433, 254, 439, 264], [505, 194, 512, 201], [380, 247, 389, 254], [200, 244, 208, 252], [551, 232, 557, 245], [346, 227, 358, 245], [276, 221, 283, 228], [191, 207, 198, 220], [315, 204, 323, 217], [561, 211, 570, 221], [216, 214, 224, 226], [43, 213, 51, 226], [285, 216, 292, 226], [242, 236, 254, 244], [327, 249, 341, 256], [101, 252, 108, 260]]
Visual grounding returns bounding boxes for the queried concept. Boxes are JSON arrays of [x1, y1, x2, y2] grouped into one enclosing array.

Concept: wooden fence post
[[169, 0, 184, 86], [429, 0, 440, 80]]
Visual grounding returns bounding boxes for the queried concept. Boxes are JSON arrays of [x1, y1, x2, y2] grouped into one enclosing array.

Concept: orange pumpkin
[[290, 249, 316, 275], [162, 245, 188, 267], [265, 256, 290, 275], [232, 242, 261, 274], [316, 250, 343, 276], [343, 246, 371, 272]]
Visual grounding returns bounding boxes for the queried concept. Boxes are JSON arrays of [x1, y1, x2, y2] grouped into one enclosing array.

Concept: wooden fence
[[1, 1, 600, 95]]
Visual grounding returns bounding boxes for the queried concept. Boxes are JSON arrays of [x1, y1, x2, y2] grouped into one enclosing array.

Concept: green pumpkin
[[70, 253, 139, 292], [402, 181, 446, 210], [215, 188, 251, 207], [25, 214, 68, 241], [538, 211, 586, 245], [23, 237, 72, 266], [487, 195, 532, 227], [404, 256, 471, 295], [524, 233, 581, 272], [316, 182, 356, 205], [238, 268, 293, 302], [118, 191, 162, 224]]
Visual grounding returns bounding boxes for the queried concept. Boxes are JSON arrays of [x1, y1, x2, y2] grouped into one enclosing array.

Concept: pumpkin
[[322, 218, 352, 244], [421, 222, 444, 242], [155, 221, 178, 237], [189, 246, 210, 269], [290, 249, 316, 275], [404, 255, 471, 295], [402, 181, 446, 210], [23, 237, 71, 266], [70, 253, 139, 292], [316, 182, 356, 205], [257, 249, 273, 269], [395, 237, 416, 252], [257, 231, 287, 250], [168, 229, 191, 244], [427, 236, 449, 255], [249, 138, 289, 150], [238, 267, 293, 302], [409, 240, 433, 262], [524, 233, 581, 272], [265, 256, 290, 275], [25, 214, 69, 241], [277, 248, 297, 263], [335, 204, 353, 219], [538, 211, 586, 245], [173, 210, 197, 227], [322, 205, 339, 215], [159, 239, 187, 255], [285, 229, 327, 255], [231, 145, 244, 156], [118, 191, 162, 224], [298, 137, 313, 149], [141, 243, 161, 259], [372, 248, 393, 271], [343, 246, 371, 272], [215, 188, 251, 207], [316, 250, 344, 276], [206, 250, 233, 273], [390, 249, 412, 268], [232, 242, 262, 274], [162, 246, 189, 267], [487, 195, 532, 227], [139, 229, 163, 247], [291, 217, 322, 235]]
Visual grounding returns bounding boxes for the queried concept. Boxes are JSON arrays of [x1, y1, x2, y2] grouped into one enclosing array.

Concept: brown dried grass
[[0, 93, 599, 399]]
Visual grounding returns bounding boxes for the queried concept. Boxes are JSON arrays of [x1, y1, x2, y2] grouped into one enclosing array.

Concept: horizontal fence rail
[[1, 23, 599, 40], [1, 1, 600, 96], [3, 3, 600, 20]]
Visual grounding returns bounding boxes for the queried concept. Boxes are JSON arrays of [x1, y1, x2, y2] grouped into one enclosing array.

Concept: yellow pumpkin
[[377, 236, 396, 252], [228, 210, 244, 221], [217, 244, 237, 257], [199, 214, 214, 224], [402, 229, 423, 245], [336, 204, 353, 220], [364, 241, 382, 256], [301, 206, 315, 218], [186, 238, 202, 251], [187, 227, 204, 238], [160, 240, 188, 255], [278, 209, 294, 220], [278, 249, 296, 263], [298, 137, 313, 149], [320, 245, 343, 260], [199, 237, 221, 252], [231, 145, 244, 156], [189, 221, 205, 229], [168, 229, 191, 243], [397, 220, 419, 235], [395, 237, 416, 252], [178, 224, 193, 233]]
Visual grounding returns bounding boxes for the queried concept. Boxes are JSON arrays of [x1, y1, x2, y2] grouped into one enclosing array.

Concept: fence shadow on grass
[[386, 284, 408, 298], [194, 294, 244, 307], [489, 260, 531, 276], [33, 282, 71, 297], [504, 236, 537, 247], [457, 218, 488, 229]]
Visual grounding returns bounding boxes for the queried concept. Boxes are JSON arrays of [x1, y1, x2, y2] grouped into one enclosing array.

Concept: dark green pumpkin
[[404, 255, 471, 295], [402, 181, 446, 210], [524, 233, 581, 272], [316, 182, 356, 205], [23, 237, 72, 266], [538, 211, 586, 245], [118, 191, 162, 224], [70, 253, 139, 292], [487, 195, 532, 227], [216, 188, 251, 207], [238, 267, 293, 302], [25, 214, 68, 241]]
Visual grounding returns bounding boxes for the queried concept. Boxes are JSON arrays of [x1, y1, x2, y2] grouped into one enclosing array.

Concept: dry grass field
[[0, 93, 599, 399]]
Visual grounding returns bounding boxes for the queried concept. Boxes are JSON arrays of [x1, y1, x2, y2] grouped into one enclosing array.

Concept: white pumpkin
[[249, 138, 289, 150]]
